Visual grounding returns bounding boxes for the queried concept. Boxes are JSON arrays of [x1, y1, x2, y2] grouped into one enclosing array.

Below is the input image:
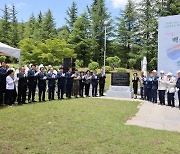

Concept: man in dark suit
[[57, 66, 66, 99], [37, 67, 47, 102], [91, 70, 99, 97], [151, 70, 159, 103], [98, 69, 106, 96], [27, 64, 38, 103], [0, 61, 8, 106], [65, 68, 74, 99], [47, 67, 56, 101], [17, 67, 28, 105]]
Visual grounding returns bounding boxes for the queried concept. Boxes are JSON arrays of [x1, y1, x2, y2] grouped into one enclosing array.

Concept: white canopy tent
[[0, 42, 21, 65]]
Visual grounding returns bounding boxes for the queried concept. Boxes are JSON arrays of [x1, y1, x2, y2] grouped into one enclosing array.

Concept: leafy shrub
[[0, 56, 6, 62], [105, 66, 112, 73], [88, 61, 99, 71], [117, 68, 127, 73], [75, 60, 83, 68], [106, 56, 121, 69]]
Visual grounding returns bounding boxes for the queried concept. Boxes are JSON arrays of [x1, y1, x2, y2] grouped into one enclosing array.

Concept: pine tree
[[0, 5, 11, 45], [10, 4, 19, 47], [69, 12, 93, 66], [89, 0, 112, 65], [18, 20, 25, 40], [43, 9, 57, 39], [65, 1, 78, 32], [116, 0, 139, 68]]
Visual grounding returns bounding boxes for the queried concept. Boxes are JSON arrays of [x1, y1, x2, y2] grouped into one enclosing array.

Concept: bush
[[88, 61, 99, 71], [0, 56, 6, 62], [117, 68, 127, 73], [106, 56, 121, 69], [105, 66, 112, 73], [75, 60, 83, 68]]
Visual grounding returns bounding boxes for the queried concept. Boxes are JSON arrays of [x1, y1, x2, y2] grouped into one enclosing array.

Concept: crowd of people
[[0, 62, 106, 107], [132, 70, 180, 109]]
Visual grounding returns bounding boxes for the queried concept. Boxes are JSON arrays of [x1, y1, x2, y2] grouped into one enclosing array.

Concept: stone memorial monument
[[106, 72, 133, 98]]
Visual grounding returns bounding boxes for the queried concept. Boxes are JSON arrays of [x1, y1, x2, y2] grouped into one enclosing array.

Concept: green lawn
[[0, 98, 179, 154]]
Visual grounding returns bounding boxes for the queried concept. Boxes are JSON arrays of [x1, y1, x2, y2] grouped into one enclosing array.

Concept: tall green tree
[[0, 5, 11, 45], [10, 4, 19, 47], [65, 1, 78, 32], [42, 9, 57, 39], [89, 0, 112, 65], [116, 0, 139, 68], [69, 12, 94, 66]]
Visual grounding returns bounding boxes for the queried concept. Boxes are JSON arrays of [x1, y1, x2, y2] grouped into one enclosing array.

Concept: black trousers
[[38, 86, 46, 101], [79, 83, 84, 97], [0, 87, 7, 105], [58, 85, 64, 99], [151, 89, 157, 103], [140, 87, 144, 99], [17, 86, 27, 104], [92, 84, 98, 97], [48, 86, 55, 100], [178, 90, 180, 107], [66, 84, 73, 98], [99, 83, 105, 96], [7, 89, 17, 106], [85, 83, 90, 96], [147, 88, 152, 101], [159, 90, 165, 105], [167, 92, 175, 107], [28, 84, 36, 102]]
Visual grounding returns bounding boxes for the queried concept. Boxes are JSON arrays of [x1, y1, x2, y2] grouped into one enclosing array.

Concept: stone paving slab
[[126, 101, 180, 132], [96, 96, 180, 132]]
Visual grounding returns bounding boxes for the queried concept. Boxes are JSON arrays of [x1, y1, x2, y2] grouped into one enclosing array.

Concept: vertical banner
[[158, 15, 180, 75]]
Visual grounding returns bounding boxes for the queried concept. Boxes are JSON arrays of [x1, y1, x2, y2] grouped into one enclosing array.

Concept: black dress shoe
[[32, 100, 37, 102]]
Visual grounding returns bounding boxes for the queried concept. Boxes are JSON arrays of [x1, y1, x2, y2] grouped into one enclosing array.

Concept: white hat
[[152, 70, 157, 73], [160, 70, 164, 73], [167, 72, 172, 76], [177, 70, 180, 73]]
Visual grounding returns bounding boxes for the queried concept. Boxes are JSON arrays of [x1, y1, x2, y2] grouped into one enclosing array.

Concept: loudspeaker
[[63, 58, 76, 72]]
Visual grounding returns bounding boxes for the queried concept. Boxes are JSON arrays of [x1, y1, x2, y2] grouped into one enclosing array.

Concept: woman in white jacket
[[166, 72, 176, 107], [6, 69, 18, 106]]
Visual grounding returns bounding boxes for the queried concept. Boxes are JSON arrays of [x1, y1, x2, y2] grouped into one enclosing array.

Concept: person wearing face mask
[[144, 71, 153, 101], [47, 67, 57, 101], [65, 67, 74, 99], [176, 70, 180, 109], [84, 70, 92, 97], [17, 67, 28, 105], [151, 70, 159, 103], [132, 73, 139, 99], [158, 70, 167, 105], [166, 72, 176, 107], [73, 69, 80, 98], [79, 71, 86, 97]]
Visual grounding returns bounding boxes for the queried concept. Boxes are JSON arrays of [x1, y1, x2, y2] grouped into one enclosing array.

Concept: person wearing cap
[[144, 71, 152, 101], [79, 71, 85, 97], [158, 70, 167, 105], [73, 69, 80, 98], [166, 72, 176, 107], [37, 67, 47, 102], [65, 67, 74, 99], [151, 70, 159, 103], [57, 67, 66, 99], [0, 61, 8, 105], [176, 70, 180, 109], [91, 70, 99, 97], [47, 67, 57, 101], [17, 67, 28, 105], [139, 71, 145, 99], [98, 68, 106, 96], [132, 72, 139, 99], [27, 64, 38, 103]]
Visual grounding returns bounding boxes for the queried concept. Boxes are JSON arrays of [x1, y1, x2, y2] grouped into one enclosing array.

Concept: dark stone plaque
[[111, 73, 130, 86]]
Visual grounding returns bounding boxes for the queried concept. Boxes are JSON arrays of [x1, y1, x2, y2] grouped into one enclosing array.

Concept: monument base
[[106, 86, 133, 99]]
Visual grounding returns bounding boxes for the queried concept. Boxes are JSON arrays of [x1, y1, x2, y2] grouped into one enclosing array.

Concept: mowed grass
[[0, 98, 180, 154]]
